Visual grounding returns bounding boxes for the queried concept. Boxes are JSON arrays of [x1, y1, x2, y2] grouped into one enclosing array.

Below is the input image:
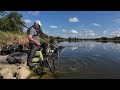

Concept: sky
[[6, 11, 120, 38]]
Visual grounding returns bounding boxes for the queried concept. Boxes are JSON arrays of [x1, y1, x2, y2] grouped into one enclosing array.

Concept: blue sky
[[7, 11, 120, 38]]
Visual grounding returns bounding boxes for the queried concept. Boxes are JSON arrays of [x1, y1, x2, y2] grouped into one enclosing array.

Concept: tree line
[[1, 11, 119, 43], [67, 36, 120, 41]]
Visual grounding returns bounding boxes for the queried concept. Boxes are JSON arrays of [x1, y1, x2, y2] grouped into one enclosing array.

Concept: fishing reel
[[47, 47, 59, 60]]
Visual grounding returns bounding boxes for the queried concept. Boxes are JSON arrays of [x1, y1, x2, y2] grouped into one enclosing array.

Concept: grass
[[0, 31, 29, 47], [0, 31, 66, 49]]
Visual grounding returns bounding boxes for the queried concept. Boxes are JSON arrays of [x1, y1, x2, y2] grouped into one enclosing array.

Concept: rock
[[29, 76, 40, 79], [19, 62, 27, 67], [17, 66, 31, 79], [0, 68, 14, 79], [12, 77, 16, 79]]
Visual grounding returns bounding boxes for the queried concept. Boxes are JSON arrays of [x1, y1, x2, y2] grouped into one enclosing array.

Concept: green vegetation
[[0, 11, 25, 32], [0, 30, 28, 46], [0, 11, 28, 46], [0, 11, 65, 46], [49, 36, 65, 43], [1, 11, 120, 46]]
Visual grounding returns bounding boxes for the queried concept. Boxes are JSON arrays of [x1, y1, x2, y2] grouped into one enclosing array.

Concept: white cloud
[[103, 31, 107, 34], [103, 30, 109, 34], [110, 28, 120, 37], [28, 11, 40, 16], [49, 25, 58, 28], [83, 29, 96, 36], [71, 46, 78, 50], [91, 23, 101, 27], [114, 19, 120, 23], [62, 29, 67, 32], [24, 19, 32, 23], [79, 33, 83, 36], [70, 29, 78, 34], [69, 17, 79, 22], [62, 34, 69, 38]]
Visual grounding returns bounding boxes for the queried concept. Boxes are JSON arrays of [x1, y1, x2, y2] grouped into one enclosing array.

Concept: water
[[54, 41, 120, 79], [1, 41, 120, 79]]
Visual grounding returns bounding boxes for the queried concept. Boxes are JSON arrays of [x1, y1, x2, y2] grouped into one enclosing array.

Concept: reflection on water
[[55, 41, 120, 79], [1, 41, 120, 79]]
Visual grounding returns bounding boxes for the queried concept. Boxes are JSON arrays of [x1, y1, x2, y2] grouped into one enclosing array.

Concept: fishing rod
[[3, 11, 58, 78], [4, 11, 49, 44]]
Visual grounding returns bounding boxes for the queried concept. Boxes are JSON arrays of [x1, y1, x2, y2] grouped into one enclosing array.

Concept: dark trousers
[[27, 42, 48, 62]]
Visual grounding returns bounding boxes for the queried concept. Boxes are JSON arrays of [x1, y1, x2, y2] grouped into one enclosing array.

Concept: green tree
[[0, 11, 25, 32], [49, 36, 55, 44]]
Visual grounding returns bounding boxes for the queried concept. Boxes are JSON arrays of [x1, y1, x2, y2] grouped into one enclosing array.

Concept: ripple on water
[[113, 58, 120, 63], [55, 53, 106, 73], [55, 57, 89, 73]]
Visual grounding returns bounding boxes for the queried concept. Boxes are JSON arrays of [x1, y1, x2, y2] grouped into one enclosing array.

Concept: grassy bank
[[0, 31, 65, 47], [0, 31, 29, 47]]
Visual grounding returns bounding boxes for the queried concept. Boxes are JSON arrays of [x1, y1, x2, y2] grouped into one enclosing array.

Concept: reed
[[0, 31, 29, 47]]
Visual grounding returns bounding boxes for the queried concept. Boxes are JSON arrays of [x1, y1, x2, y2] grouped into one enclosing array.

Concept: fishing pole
[[4, 11, 49, 43], [4, 11, 58, 78]]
